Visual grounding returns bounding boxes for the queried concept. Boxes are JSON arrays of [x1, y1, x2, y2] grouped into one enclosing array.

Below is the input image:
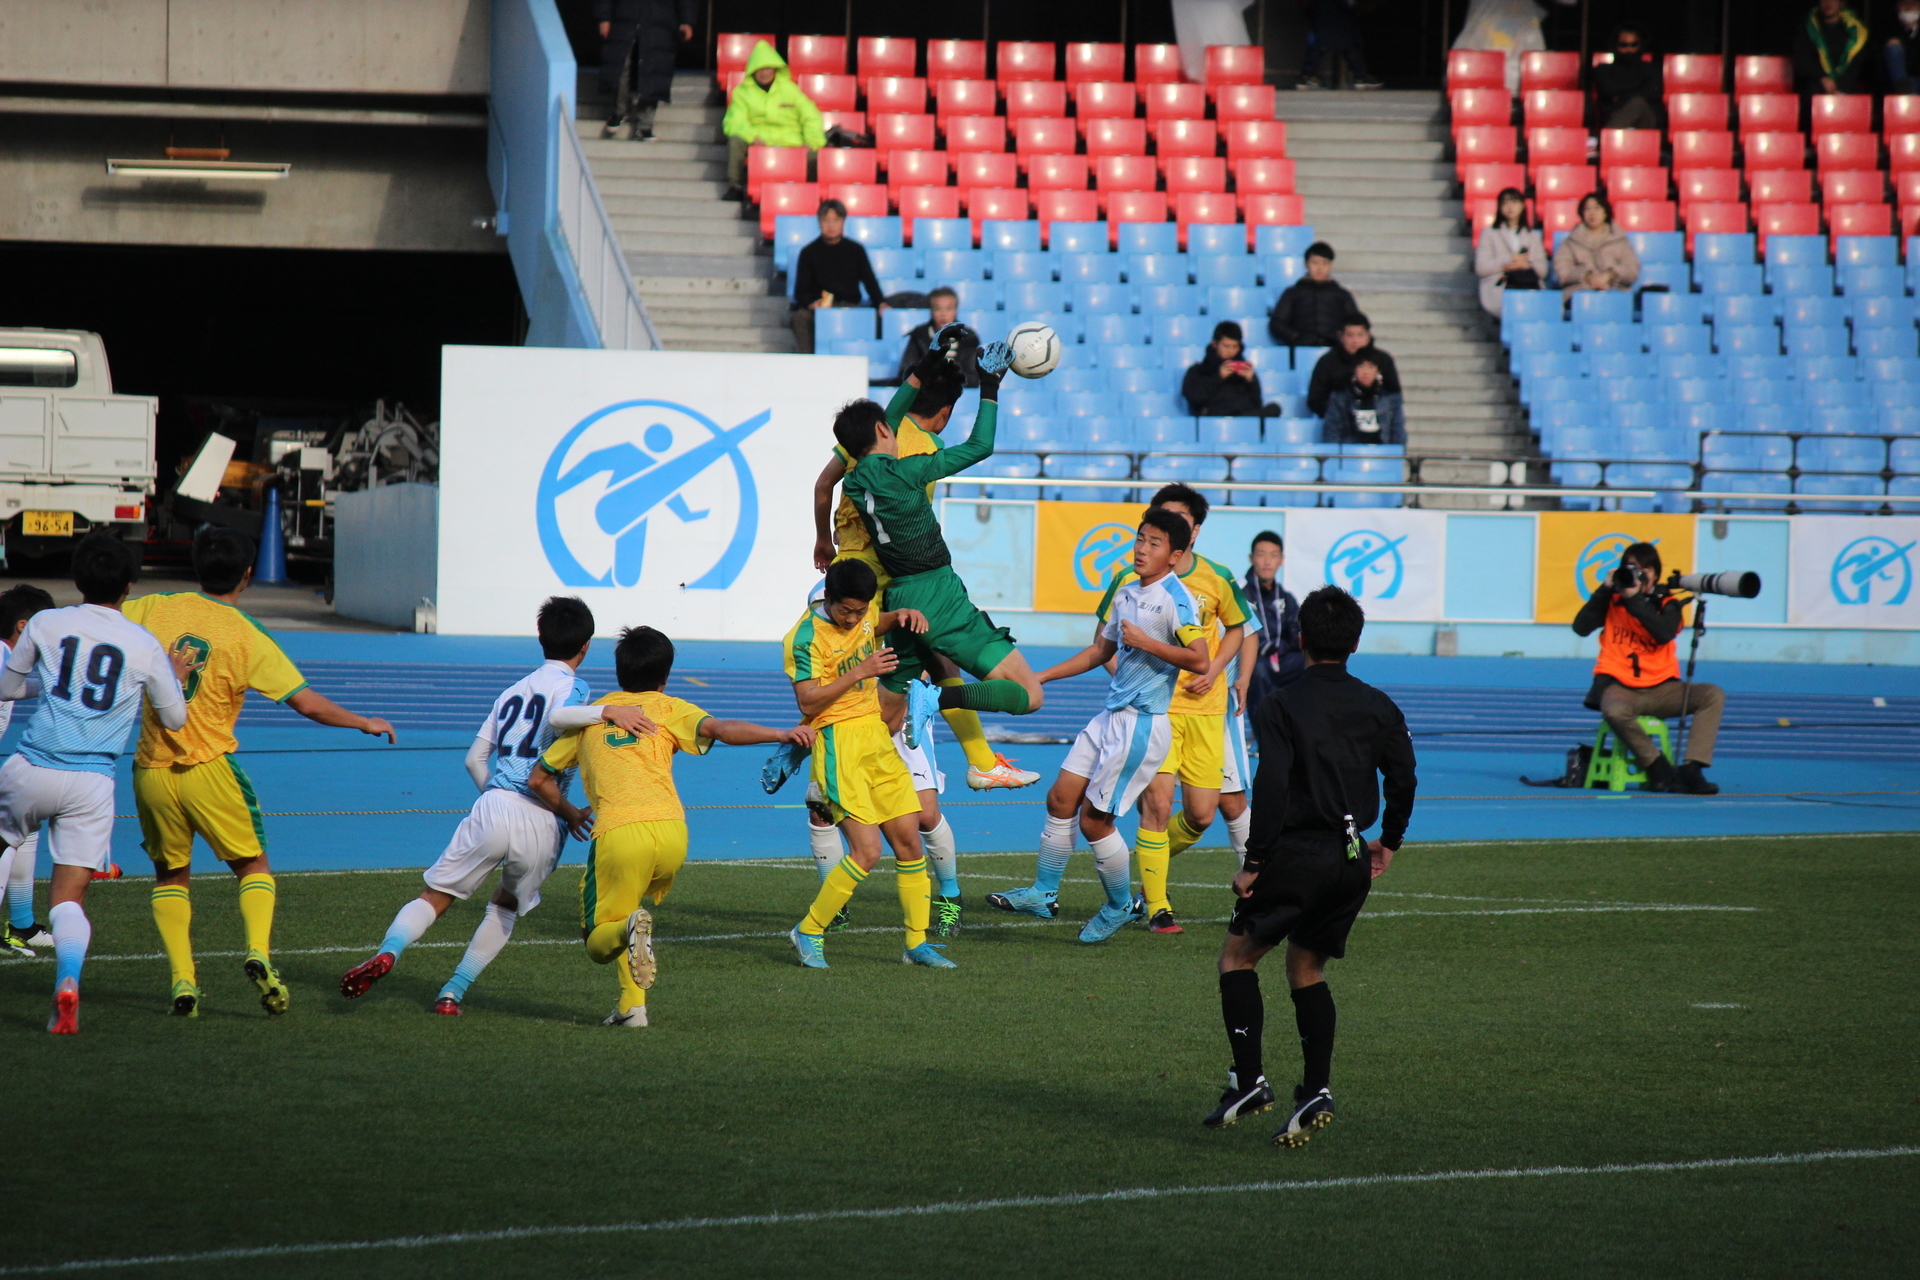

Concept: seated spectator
[[1322, 358, 1405, 445], [1307, 312, 1401, 417], [722, 40, 824, 202], [1795, 0, 1871, 94], [895, 287, 977, 386], [1886, 0, 1920, 92], [596, 0, 695, 141], [1244, 531, 1304, 712], [1267, 242, 1358, 348], [1590, 27, 1662, 130], [1182, 322, 1266, 417], [1475, 187, 1549, 318], [1553, 193, 1639, 300], [790, 199, 886, 355]]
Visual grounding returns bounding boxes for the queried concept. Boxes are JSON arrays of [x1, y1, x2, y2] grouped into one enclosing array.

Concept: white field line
[[3, 1146, 1914, 1275]]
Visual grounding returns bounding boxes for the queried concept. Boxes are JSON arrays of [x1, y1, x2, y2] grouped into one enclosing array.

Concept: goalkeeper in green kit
[[836, 328, 1046, 721]]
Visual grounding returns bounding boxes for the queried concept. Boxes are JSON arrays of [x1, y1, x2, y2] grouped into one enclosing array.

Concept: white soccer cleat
[[966, 754, 1041, 790], [602, 1005, 649, 1028], [625, 908, 657, 990]]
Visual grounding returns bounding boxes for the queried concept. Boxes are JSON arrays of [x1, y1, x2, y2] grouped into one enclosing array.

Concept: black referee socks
[[1219, 969, 1264, 1084], [1290, 981, 1337, 1092]]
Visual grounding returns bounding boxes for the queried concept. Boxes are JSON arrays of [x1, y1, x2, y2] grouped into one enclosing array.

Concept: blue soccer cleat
[[1078, 902, 1140, 944], [790, 926, 829, 969], [760, 742, 809, 795], [976, 340, 1014, 378], [984, 886, 1059, 919], [902, 942, 958, 969], [903, 679, 941, 750]]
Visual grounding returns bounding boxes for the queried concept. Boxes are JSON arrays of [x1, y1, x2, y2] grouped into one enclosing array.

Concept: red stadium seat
[[1153, 119, 1219, 168], [1520, 51, 1581, 91], [934, 79, 998, 124], [954, 152, 1019, 197], [883, 149, 948, 187], [1245, 192, 1306, 229], [1684, 199, 1747, 252], [1034, 189, 1099, 242], [872, 114, 936, 153], [797, 74, 858, 113], [1667, 93, 1730, 132], [1664, 54, 1724, 96], [1455, 125, 1519, 177], [717, 33, 776, 79], [1526, 126, 1587, 170], [1013, 117, 1077, 170], [1733, 55, 1793, 95], [997, 42, 1056, 84], [1447, 49, 1507, 90], [759, 181, 819, 237], [1749, 168, 1812, 204], [1671, 131, 1735, 170], [822, 182, 888, 216], [1109, 189, 1171, 230], [867, 77, 929, 115], [946, 115, 1008, 153], [1809, 94, 1873, 137], [1005, 81, 1068, 120], [1450, 87, 1512, 128], [1204, 45, 1265, 94], [1675, 167, 1740, 208], [1027, 153, 1091, 192], [1616, 200, 1678, 232], [1744, 131, 1807, 172], [1600, 128, 1662, 173], [1065, 42, 1126, 84], [747, 145, 808, 203], [1829, 203, 1893, 246], [1134, 44, 1186, 84], [1606, 166, 1668, 200], [1815, 132, 1879, 172], [1522, 89, 1584, 128], [1144, 82, 1209, 120], [1096, 154, 1158, 211], [787, 35, 848, 77], [1896, 171, 1920, 205], [1075, 82, 1137, 133], [1224, 119, 1288, 160], [1901, 204, 1920, 241], [1539, 198, 1581, 248], [1753, 201, 1819, 253], [1085, 117, 1149, 156], [967, 188, 1029, 238], [1233, 157, 1296, 200], [1534, 164, 1596, 200], [820, 110, 866, 134], [1175, 191, 1238, 248], [1462, 162, 1528, 202], [1822, 170, 1886, 205], [857, 37, 917, 86], [1164, 155, 1228, 195], [721, 70, 746, 95], [816, 148, 877, 186], [926, 39, 987, 83], [1215, 84, 1278, 122], [1736, 93, 1798, 135], [1886, 96, 1920, 136], [897, 186, 961, 240], [1892, 134, 1920, 172]]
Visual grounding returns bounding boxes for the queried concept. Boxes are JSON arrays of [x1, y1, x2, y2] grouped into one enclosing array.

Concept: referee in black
[[1202, 585, 1417, 1145]]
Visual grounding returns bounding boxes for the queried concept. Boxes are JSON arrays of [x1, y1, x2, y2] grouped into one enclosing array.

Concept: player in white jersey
[[987, 511, 1210, 943], [338, 598, 659, 1013], [0, 536, 191, 1033], [0, 583, 55, 956]]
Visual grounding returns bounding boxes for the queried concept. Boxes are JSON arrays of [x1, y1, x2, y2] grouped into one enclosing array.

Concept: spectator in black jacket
[[1322, 358, 1406, 445], [1794, 0, 1871, 94], [1591, 27, 1662, 130], [894, 287, 977, 385], [1306, 313, 1401, 417], [1267, 243, 1359, 348], [596, 0, 696, 141], [1885, 0, 1920, 92], [1183, 322, 1266, 417], [790, 199, 886, 355]]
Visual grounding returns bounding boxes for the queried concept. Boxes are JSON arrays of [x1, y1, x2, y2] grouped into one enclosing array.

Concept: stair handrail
[[554, 98, 661, 351]]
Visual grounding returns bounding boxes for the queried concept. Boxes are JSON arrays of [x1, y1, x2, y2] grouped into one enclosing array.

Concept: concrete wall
[[333, 482, 437, 629], [0, 0, 489, 94]]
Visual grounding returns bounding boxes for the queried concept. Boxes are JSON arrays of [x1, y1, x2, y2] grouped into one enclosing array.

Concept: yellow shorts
[[813, 715, 920, 827], [581, 819, 688, 935], [833, 546, 891, 589], [1160, 713, 1227, 790], [133, 757, 268, 871]]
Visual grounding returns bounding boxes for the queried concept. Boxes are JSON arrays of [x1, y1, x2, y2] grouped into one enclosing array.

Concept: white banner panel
[[1788, 516, 1920, 629], [437, 346, 867, 639], [1281, 508, 1448, 622]]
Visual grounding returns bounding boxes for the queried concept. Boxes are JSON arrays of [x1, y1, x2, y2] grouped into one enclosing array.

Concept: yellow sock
[[896, 856, 930, 949], [802, 855, 867, 935], [1136, 829, 1172, 916], [1167, 810, 1205, 859], [586, 919, 628, 965], [151, 885, 194, 986], [938, 677, 998, 772], [237, 873, 275, 959]]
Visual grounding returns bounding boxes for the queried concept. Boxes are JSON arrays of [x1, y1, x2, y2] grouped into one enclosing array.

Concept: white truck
[[0, 329, 155, 562]]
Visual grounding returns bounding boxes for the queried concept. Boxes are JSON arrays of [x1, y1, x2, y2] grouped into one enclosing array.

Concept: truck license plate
[[22, 511, 72, 536]]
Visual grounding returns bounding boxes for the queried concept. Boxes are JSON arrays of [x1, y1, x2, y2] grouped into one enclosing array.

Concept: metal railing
[[554, 100, 660, 351]]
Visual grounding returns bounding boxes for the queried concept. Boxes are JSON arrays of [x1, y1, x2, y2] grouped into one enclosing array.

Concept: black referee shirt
[[1244, 662, 1418, 868]]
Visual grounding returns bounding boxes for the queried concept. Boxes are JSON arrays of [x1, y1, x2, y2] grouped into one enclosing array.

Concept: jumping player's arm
[[893, 370, 1002, 486], [792, 645, 898, 719], [284, 688, 396, 743], [1036, 635, 1120, 685], [875, 608, 928, 637], [812, 452, 849, 572], [1118, 620, 1211, 674], [699, 718, 816, 748]]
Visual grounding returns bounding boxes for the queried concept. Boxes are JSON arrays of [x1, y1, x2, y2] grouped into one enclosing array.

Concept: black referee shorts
[[1227, 834, 1373, 959]]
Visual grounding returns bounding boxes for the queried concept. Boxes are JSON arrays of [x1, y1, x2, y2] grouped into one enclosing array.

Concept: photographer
[[1571, 543, 1723, 795]]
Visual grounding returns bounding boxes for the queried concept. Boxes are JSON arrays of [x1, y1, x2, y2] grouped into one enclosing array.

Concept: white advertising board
[[1279, 508, 1448, 622], [1788, 515, 1920, 629], [437, 346, 868, 639]]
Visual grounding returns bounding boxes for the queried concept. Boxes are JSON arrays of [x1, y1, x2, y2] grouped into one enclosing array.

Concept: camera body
[[1610, 563, 1653, 592]]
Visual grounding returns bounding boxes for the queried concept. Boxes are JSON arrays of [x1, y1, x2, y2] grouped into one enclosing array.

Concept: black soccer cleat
[[1273, 1085, 1335, 1147], [1201, 1069, 1274, 1129]]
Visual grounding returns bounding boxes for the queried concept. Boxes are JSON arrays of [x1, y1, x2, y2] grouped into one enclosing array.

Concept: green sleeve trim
[[787, 615, 816, 680], [273, 681, 310, 705], [689, 715, 715, 754], [884, 381, 918, 428]]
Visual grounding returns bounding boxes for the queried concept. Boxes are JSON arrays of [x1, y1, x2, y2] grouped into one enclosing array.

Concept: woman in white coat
[[1476, 188, 1549, 318]]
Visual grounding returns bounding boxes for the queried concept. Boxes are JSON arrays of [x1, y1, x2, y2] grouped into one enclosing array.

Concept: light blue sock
[[7, 879, 31, 930], [1090, 834, 1133, 909], [49, 900, 88, 988], [380, 897, 438, 960], [439, 905, 515, 1002], [923, 817, 961, 898], [1033, 814, 1076, 894]]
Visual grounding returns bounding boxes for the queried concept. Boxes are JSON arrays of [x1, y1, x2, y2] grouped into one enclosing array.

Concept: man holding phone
[[1182, 321, 1266, 417]]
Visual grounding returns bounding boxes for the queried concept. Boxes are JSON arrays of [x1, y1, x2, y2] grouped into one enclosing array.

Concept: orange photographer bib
[[1593, 597, 1680, 687]]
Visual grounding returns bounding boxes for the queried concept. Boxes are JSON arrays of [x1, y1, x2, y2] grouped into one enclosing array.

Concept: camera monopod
[[1674, 593, 1706, 764], [1665, 570, 1761, 762]]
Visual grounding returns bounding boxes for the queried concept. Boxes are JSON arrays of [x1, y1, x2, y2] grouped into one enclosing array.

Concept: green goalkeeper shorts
[[879, 565, 1018, 694]]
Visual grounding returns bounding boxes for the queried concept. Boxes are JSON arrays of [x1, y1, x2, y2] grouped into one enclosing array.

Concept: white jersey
[[477, 659, 591, 799], [7, 604, 183, 776], [0, 641, 15, 737], [1099, 572, 1204, 714]]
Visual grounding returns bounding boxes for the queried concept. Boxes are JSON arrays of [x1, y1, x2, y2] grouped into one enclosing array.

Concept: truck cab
[[0, 329, 155, 563]]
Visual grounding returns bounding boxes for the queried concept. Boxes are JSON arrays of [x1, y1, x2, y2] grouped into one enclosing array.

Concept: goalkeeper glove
[[976, 340, 1014, 379]]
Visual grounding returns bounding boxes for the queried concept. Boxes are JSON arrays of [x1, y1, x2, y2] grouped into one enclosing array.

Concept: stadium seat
[[994, 244, 1052, 278], [746, 145, 808, 203], [1763, 235, 1826, 272], [1672, 131, 1736, 171], [1887, 96, 1920, 136], [885, 149, 949, 189], [1085, 117, 1150, 158], [1064, 41, 1125, 83], [1600, 129, 1662, 173], [1685, 201, 1749, 249], [1522, 89, 1584, 128], [1676, 167, 1741, 208], [1695, 231, 1758, 262], [1642, 291, 1707, 326], [1165, 156, 1229, 196], [1783, 295, 1847, 329], [1463, 162, 1530, 203], [1451, 86, 1512, 130], [967, 189, 1028, 238], [868, 76, 929, 115], [1234, 157, 1297, 205], [1125, 252, 1187, 287], [1858, 329, 1919, 360], [1815, 133, 1877, 172], [1750, 168, 1813, 205], [1809, 94, 1874, 137], [1188, 222, 1249, 256], [1118, 222, 1180, 256], [996, 41, 1056, 85], [1176, 193, 1239, 249], [1527, 127, 1588, 171], [1616, 200, 1678, 233], [798, 73, 858, 112], [898, 190, 964, 240], [955, 151, 1018, 197], [1520, 50, 1581, 91], [1216, 84, 1278, 122], [716, 32, 776, 79], [1136, 283, 1200, 317], [817, 148, 877, 187], [1456, 126, 1520, 178], [1195, 255, 1260, 290], [1144, 82, 1208, 121], [1254, 225, 1318, 257], [1646, 328, 1715, 363], [1736, 93, 1798, 136], [1795, 475, 1885, 510], [1225, 120, 1289, 163], [924, 247, 988, 282], [1511, 320, 1577, 354], [1073, 81, 1137, 134], [1830, 204, 1893, 246], [1205, 44, 1265, 93], [1073, 282, 1132, 315], [1095, 154, 1158, 213], [1582, 323, 1644, 354], [820, 110, 867, 134], [1785, 326, 1851, 357], [1013, 117, 1078, 171], [1571, 292, 1634, 326], [1109, 191, 1172, 240], [1772, 262, 1837, 295], [866, 246, 917, 291], [857, 36, 917, 86], [934, 78, 998, 125], [946, 116, 1007, 153], [1046, 454, 1135, 504], [925, 38, 987, 82], [1134, 42, 1186, 84], [1083, 313, 1150, 347], [1733, 56, 1793, 95], [1753, 202, 1821, 254], [1893, 135, 1920, 174], [1154, 120, 1220, 170], [1837, 235, 1900, 267], [759, 181, 819, 236], [1030, 153, 1093, 195], [1668, 93, 1730, 132], [1608, 166, 1669, 201], [1034, 193, 1100, 242], [1799, 437, 1886, 474], [1447, 48, 1507, 90], [1664, 53, 1723, 95], [1717, 324, 1780, 355], [872, 113, 937, 153]]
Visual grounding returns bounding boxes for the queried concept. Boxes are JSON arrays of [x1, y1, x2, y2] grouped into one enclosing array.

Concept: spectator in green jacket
[[722, 41, 825, 202], [1793, 0, 1871, 94]]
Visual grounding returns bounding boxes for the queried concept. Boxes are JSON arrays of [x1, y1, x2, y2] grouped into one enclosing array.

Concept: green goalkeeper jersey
[[841, 384, 999, 580]]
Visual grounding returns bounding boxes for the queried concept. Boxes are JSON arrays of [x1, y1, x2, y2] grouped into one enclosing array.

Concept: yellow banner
[[1534, 512, 1698, 622], [1033, 500, 1145, 614]]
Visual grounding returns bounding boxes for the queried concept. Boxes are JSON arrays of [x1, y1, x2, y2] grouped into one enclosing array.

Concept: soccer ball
[[1006, 322, 1061, 379]]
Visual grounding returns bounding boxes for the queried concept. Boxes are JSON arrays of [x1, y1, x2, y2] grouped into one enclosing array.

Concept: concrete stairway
[[574, 72, 791, 352]]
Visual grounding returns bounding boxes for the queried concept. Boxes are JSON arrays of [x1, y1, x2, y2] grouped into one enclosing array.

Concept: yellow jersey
[[540, 692, 711, 833], [122, 592, 309, 768], [831, 417, 940, 557], [1096, 554, 1253, 716], [782, 598, 881, 727]]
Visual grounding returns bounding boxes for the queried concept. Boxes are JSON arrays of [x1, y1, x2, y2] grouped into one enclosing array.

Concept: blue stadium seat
[[1596, 377, 1662, 404], [1718, 325, 1782, 356], [1050, 221, 1110, 255], [1117, 222, 1179, 255], [1891, 476, 1920, 509], [1071, 283, 1130, 315], [1872, 381, 1920, 411], [1792, 354, 1857, 382], [1141, 456, 1231, 513], [846, 214, 904, 250], [1765, 234, 1827, 268], [1674, 402, 1733, 434], [1096, 343, 1158, 369], [982, 219, 1042, 253], [1138, 417, 1198, 444], [1708, 293, 1779, 327], [1662, 378, 1722, 407], [1511, 321, 1577, 354], [1078, 416, 1138, 445], [1697, 263, 1766, 295], [1642, 292, 1709, 326], [1571, 292, 1634, 326], [1611, 462, 1695, 490], [1059, 253, 1124, 285], [1891, 439, 1920, 473], [1783, 325, 1851, 357], [1253, 225, 1318, 257], [1259, 255, 1304, 288], [1291, 345, 1330, 371], [1231, 456, 1321, 507], [1513, 352, 1585, 398], [1838, 265, 1905, 297], [1233, 315, 1281, 348], [1197, 417, 1264, 447], [995, 251, 1056, 282], [859, 339, 901, 381], [773, 214, 816, 272], [1769, 263, 1836, 296], [1627, 231, 1686, 263], [1195, 255, 1261, 289], [1528, 389, 1596, 428], [1045, 454, 1135, 503], [1137, 284, 1201, 316], [1725, 354, 1790, 383], [1550, 460, 1604, 506], [1003, 281, 1070, 315], [1656, 354, 1724, 382], [916, 218, 973, 251], [1267, 367, 1312, 396], [1059, 391, 1121, 418], [1084, 313, 1150, 346], [952, 451, 1041, 500], [1836, 235, 1900, 268], [1611, 402, 1673, 432], [1187, 224, 1250, 256], [1860, 353, 1920, 382], [1621, 428, 1693, 461], [999, 417, 1055, 446], [1208, 286, 1266, 318], [1797, 381, 1857, 410], [1580, 323, 1644, 354], [1503, 291, 1565, 342], [1799, 437, 1886, 473], [1795, 475, 1885, 509], [1696, 232, 1758, 264], [1637, 261, 1693, 292], [1647, 325, 1714, 356], [1585, 352, 1642, 381], [1157, 345, 1203, 373], [1738, 404, 1799, 436], [1856, 331, 1919, 360], [1849, 294, 1916, 327], [1002, 388, 1057, 417], [1799, 405, 1858, 434], [1144, 314, 1208, 347], [1782, 296, 1847, 328], [956, 308, 997, 336], [1700, 471, 1792, 509], [950, 280, 1002, 313], [1328, 456, 1404, 507], [1025, 309, 1078, 344], [1700, 434, 1758, 470], [868, 247, 922, 288], [926, 249, 989, 282], [816, 309, 877, 343], [1884, 404, 1920, 433], [885, 307, 928, 338], [1124, 253, 1190, 286]]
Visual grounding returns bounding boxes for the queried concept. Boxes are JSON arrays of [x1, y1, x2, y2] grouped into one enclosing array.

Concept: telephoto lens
[[1671, 571, 1762, 598], [1611, 565, 1639, 590]]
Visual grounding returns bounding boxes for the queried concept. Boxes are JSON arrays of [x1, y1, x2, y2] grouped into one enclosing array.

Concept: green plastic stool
[[1584, 717, 1674, 791]]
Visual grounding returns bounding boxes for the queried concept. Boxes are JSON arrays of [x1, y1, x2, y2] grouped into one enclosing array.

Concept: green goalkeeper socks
[[939, 680, 1030, 715]]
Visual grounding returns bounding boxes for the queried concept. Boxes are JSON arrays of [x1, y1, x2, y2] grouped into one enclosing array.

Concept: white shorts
[[893, 729, 945, 794], [1062, 706, 1172, 818], [0, 755, 115, 873], [1222, 707, 1250, 795], [422, 788, 566, 913]]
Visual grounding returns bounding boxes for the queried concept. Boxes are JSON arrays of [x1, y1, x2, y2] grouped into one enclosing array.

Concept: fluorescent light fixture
[[105, 158, 291, 180]]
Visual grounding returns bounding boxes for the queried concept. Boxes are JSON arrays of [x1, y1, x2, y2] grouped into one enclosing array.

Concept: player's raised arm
[[285, 688, 397, 743], [812, 452, 848, 572], [875, 608, 928, 636], [897, 359, 1008, 486], [699, 718, 816, 749]]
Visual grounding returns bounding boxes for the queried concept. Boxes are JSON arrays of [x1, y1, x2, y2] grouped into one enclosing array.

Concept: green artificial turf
[[1, 834, 1916, 1278]]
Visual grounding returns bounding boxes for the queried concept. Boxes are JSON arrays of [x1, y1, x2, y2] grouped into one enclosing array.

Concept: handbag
[[1503, 267, 1542, 290]]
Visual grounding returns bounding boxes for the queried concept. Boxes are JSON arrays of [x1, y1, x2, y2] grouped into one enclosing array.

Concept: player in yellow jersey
[[531, 625, 810, 1028], [1093, 485, 1258, 934], [784, 557, 957, 970], [810, 351, 1039, 792], [123, 527, 397, 1017]]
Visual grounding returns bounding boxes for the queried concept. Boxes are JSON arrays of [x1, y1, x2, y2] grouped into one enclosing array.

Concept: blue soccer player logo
[[537, 400, 770, 590], [1325, 529, 1406, 601], [1073, 522, 1136, 591], [1829, 535, 1915, 607], [1574, 532, 1650, 597]]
